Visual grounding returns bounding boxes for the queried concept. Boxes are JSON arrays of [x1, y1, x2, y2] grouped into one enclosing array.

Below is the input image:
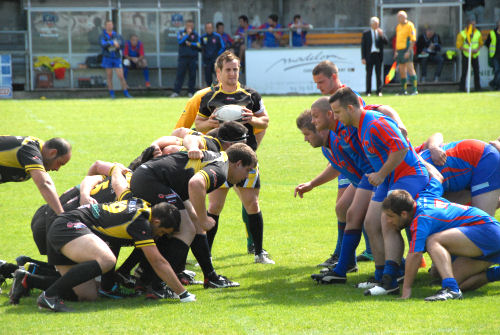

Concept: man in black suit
[[361, 17, 387, 96]]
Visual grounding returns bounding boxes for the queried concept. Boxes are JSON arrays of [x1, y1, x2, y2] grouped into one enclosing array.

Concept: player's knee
[[335, 201, 348, 221], [346, 207, 363, 228], [208, 201, 225, 215], [243, 201, 259, 214], [97, 254, 117, 273]]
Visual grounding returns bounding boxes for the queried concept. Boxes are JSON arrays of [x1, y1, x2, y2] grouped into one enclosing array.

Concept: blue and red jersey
[[258, 23, 283, 47], [358, 109, 427, 185], [419, 139, 486, 192], [124, 40, 144, 58], [409, 179, 500, 253]]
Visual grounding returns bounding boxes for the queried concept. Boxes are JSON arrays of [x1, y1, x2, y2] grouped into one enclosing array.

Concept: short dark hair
[[312, 60, 338, 77], [293, 14, 301, 21], [216, 22, 224, 29], [216, 121, 248, 142], [382, 190, 414, 216], [45, 138, 71, 158], [239, 15, 249, 23], [329, 86, 360, 109], [226, 143, 257, 168], [215, 50, 240, 70], [296, 109, 316, 132], [151, 202, 181, 232], [269, 14, 278, 23]]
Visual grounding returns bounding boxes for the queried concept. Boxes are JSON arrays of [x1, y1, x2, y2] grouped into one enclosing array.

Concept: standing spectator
[[171, 19, 201, 98], [394, 11, 418, 95], [457, 19, 483, 92], [258, 14, 283, 48], [288, 14, 313, 47], [201, 22, 225, 87], [123, 34, 150, 88], [416, 26, 444, 83], [99, 20, 131, 98], [235, 15, 256, 67], [464, 0, 485, 24], [216, 22, 233, 50], [361, 16, 387, 96], [485, 20, 500, 90]]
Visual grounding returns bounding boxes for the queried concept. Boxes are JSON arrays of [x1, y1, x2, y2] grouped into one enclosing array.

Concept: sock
[[117, 248, 144, 275], [248, 212, 264, 255], [442, 277, 460, 293], [375, 265, 385, 282], [45, 260, 102, 298], [190, 234, 214, 278], [158, 237, 189, 274], [143, 68, 150, 82], [123, 89, 130, 96], [100, 267, 116, 291], [333, 221, 346, 256], [401, 78, 407, 91], [383, 260, 399, 287], [410, 75, 418, 91], [109, 90, 115, 97], [26, 272, 59, 290], [26, 262, 58, 277], [486, 266, 500, 282], [362, 226, 372, 255], [206, 212, 219, 252], [333, 229, 361, 276], [242, 206, 253, 247]]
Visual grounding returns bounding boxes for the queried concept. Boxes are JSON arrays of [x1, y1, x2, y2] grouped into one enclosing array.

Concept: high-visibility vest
[[460, 29, 482, 58], [489, 30, 497, 58]]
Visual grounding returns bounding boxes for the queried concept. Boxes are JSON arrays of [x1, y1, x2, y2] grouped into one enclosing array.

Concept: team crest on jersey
[[67, 222, 87, 230]]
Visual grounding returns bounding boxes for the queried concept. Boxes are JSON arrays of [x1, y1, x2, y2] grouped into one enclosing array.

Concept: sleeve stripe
[[118, 190, 131, 201], [25, 164, 45, 172], [199, 170, 211, 190], [135, 239, 155, 248]]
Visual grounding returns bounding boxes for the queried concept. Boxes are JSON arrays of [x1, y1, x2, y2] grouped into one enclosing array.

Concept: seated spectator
[[123, 34, 150, 88], [416, 27, 444, 83], [258, 14, 283, 48], [216, 22, 233, 50], [288, 14, 313, 47]]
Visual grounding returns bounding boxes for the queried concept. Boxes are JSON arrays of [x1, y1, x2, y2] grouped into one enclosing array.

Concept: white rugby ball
[[214, 105, 244, 122]]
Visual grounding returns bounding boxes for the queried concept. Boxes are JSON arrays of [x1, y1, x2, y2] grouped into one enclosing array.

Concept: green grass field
[[1, 92, 500, 334]]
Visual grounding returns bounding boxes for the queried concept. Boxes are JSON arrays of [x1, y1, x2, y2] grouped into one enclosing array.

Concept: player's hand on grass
[[398, 288, 412, 300], [367, 172, 384, 186], [294, 182, 313, 198], [188, 148, 203, 160], [179, 290, 196, 302], [429, 146, 446, 166]]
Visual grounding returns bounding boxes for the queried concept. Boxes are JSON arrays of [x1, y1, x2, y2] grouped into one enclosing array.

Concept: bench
[[306, 32, 362, 46]]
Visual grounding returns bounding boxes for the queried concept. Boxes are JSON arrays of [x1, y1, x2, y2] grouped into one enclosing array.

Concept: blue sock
[[143, 68, 150, 82], [362, 226, 372, 255], [333, 229, 361, 276], [124, 89, 132, 97], [375, 265, 384, 281], [333, 221, 346, 256], [383, 260, 399, 287], [109, 90, 115, 98], [442, 277, 460, 293], [486, 266, 500, 282]]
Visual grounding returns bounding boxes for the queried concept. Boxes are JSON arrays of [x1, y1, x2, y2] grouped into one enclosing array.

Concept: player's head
[[151, 202, 181, 237], [42, 137, 72, 171], [466, 18, 476, 29], [312, 60, 340, 95], [205, 22, 214, 34], [293, 15, 301, 23], [213, 121, 248, 149], [215, 51, 240, 88], [216, 22, 225, 34], [296, 109, 326, 148], [268, 14, 278, 26], [226, 143, 257, 184], [370, 17, 379, 29], [397, 11, 407, 24], [129, 34, 138, 45], [239, 15, 249, 27], [104, 20, 114, 31], [329, 87, 360, 126], [382, 190, 415, 230], [185, 19, 194, 30], [310, 96, 334, 132]]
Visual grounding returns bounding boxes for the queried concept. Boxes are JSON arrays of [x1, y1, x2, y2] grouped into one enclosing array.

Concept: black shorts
[[130, 166, 185, 210], [46, 216, 92, 266], [31, 205, 50, 255]]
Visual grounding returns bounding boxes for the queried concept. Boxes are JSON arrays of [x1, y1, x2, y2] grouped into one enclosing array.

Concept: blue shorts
[[458, 223, 500, 264], [337, 174, 351, 190], [356, 174, 375, 191], [102, 56, 122, 69], [372, 174, 429, 202], [471, 144, 500, 197]]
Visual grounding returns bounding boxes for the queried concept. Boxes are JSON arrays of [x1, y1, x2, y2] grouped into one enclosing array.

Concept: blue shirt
[[99, 30, 124, 59], [177, 29, 201, 57], [201, 32, 225, 59]]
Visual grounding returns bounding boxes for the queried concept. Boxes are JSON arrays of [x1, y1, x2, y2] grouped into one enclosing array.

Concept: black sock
[[27, 262, 58, 277], [206, 212, 219, 252], [26, 272, 59, 290], [190, 234, 214, 278], [117, 248, 144, 275], [45, 260, 102, 298], [100, 268, 116, 291], [158, 237, 189, 274], [248, 212, 264, 255]]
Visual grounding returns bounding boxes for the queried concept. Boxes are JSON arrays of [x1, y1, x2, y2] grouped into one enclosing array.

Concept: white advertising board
[[246, 47, 367, 94]]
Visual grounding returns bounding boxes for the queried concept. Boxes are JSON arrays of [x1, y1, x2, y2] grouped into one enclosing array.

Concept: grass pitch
[[1, 92, 500, 334]]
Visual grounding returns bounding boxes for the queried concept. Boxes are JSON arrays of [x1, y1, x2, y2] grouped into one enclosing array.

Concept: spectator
[[201, 22, 225, 87], [216, 22, 233, 50], [171, 19, 201, 98], [99, 20, 131, 98], [361, 16, 387, 96], [288, 14, 313, 47], [123, 34, 150, 88], [235, 15, 256, 67], [463, 0, 485, 24], [456, 19, 483, 92], [485, 20, 500, 90], [394, 11, 418, 95], [258, 14, 283, 48], [416, 26, 444, 83]]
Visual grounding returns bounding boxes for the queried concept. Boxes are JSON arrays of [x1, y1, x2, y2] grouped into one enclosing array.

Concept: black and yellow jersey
[[62, 196, 155, 248], [89, 171, 133, 203], [187, 130, 222, 152], [175, 86, 214, 129], [198, 83, 266, 151], [0, 136, 45, 183], [141, 150, 228, 201]]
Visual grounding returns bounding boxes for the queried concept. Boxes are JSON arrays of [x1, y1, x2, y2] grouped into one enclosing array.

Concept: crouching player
[[382, 177, 500, 301]]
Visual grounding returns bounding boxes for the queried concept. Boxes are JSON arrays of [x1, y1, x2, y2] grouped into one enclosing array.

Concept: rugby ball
[[214, 105, 244, 122]]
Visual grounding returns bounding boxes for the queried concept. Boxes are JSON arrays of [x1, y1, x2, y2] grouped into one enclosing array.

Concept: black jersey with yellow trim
[[0, 136, 45, 183], [187, 130, 222, 152], [175, 86, 215, 129], [142, 150, 228, 201], [197, 83, 265, 151], [63, 197, 155, 248], [89, 171, 133, 203]]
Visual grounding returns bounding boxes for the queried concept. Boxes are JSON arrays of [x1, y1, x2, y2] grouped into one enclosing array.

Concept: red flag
[[385, 61, 397, 85]]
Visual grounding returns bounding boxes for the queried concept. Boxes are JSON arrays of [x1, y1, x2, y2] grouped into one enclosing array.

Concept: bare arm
[[109, 165, 130, 199], [182, 134, 205, 159], [294, 164, 340, 198], [195, 114, 220, 133], [425, 133, 446, 166], [79, 175, 105, 205], [400, 251, 423, 299], [242, 107, 269, 130], [188, 173, 215, 231], [30, 169, 64, 214], [171, 127, 192, 138], [367, 148, 408, 186]]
